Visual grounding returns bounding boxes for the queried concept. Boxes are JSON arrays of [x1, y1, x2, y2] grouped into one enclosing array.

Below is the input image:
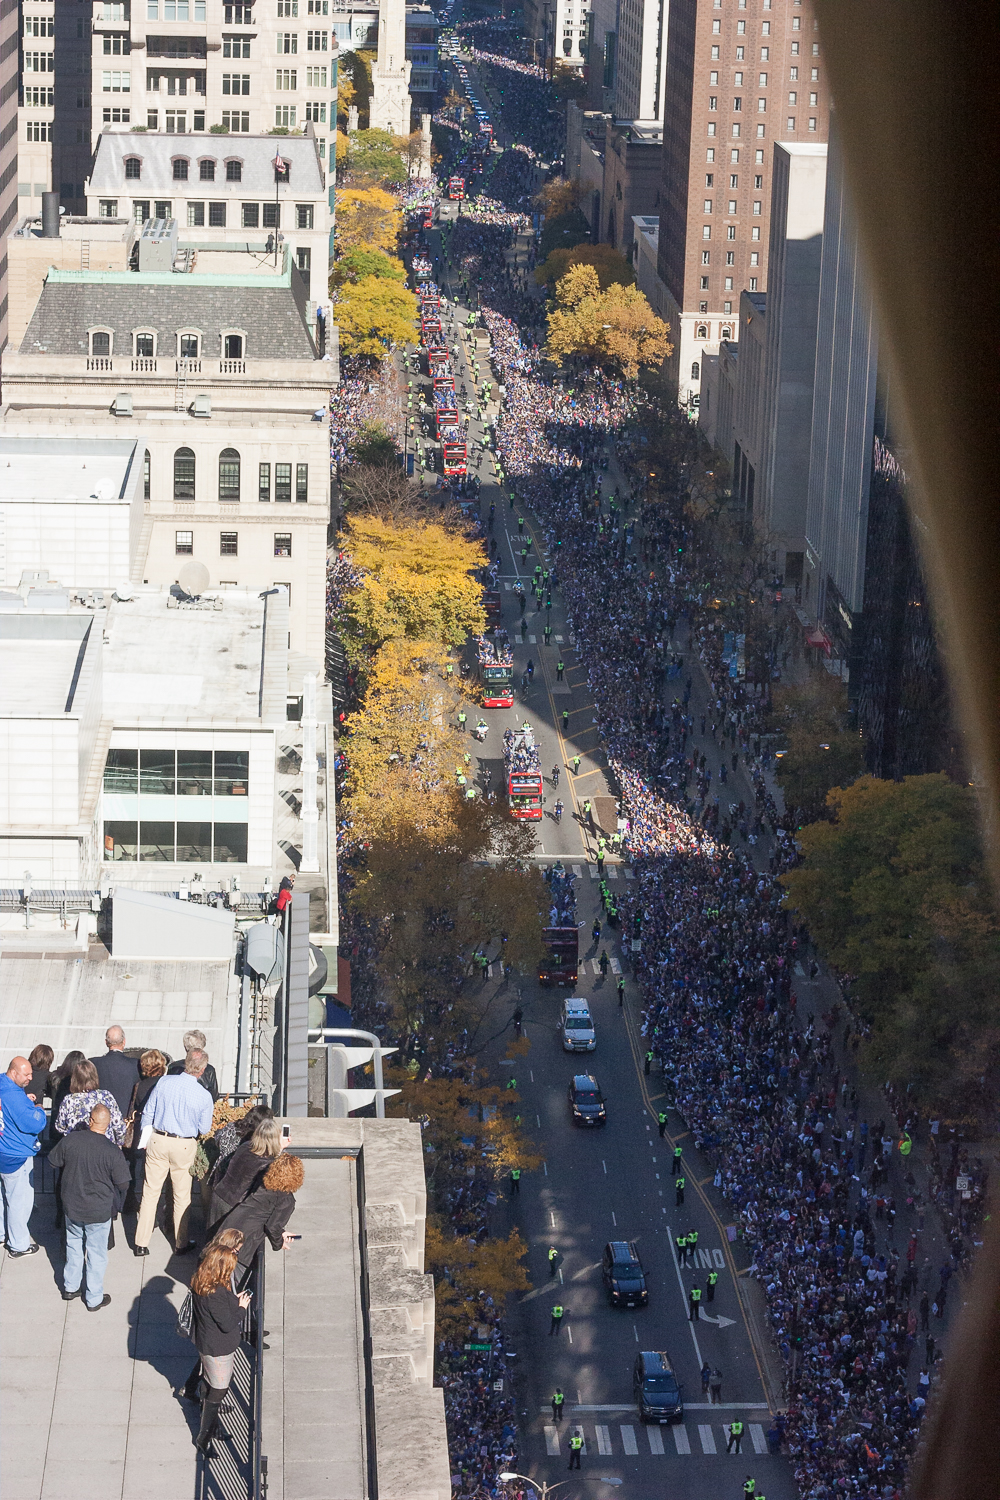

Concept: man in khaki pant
[[133, 1050, 214, 1257]]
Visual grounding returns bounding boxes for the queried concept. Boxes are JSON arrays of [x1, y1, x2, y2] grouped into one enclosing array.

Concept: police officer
[[743, 1479, 757, 1498], [672, 1144, 683, 1174], [689, 1285, 702, 1321], [562, 710, 570, 732], [686, 1230, 699, 1264], [552, 1388, 564, 1422], [568, 1430, 583, 1470], [707, 1269, 719, 1301], [509, 1167, 520, 1195], [727, 1421, 744, 1454], [458, 709, 467, 732], [598, 949, 609, 977], [658, 1111, 668, 1138], [550, 1303, 564, 1335], [583, 798, 593, 827], [617, 976, 626, 1007], [572, 755, 581, 773], [675, 1232, 688, 1268], [675, 1175, 686, 1207], [548, 1246, 559, 1275], [556, 658, 565, 681], [644, 1049, 653, 1076]]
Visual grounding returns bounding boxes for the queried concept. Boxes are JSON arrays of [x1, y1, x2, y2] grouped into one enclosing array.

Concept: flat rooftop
[[3, 639, 82, 713], [0, 435, 137, 502]]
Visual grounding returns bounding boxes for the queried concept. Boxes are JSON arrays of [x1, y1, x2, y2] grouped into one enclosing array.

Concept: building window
[[709, 72, 718, 85], [306, 28, 326, 48], [726, 251, 735, 264], [165, 111, 188, 134], [102, 70, 131, 91], [757, 97, 766, 112], [223, 73, 251, 93], [726, 225, 736, 239], [103, 822, 138, 861], [172, 158, 189, 180], [199, 159, 215, 181], [691, 362, 700, 380], [221, 111, 250, 131], [91, 331, 112, 357], [790, 66, 799, 80], [697, 324, 708, 338], [125, 157, 142, 180], [295, 203, 313, 229], [701, 250, 710, 265], [749, 277, 758, 290], [174, 447, 196, 500], [791, 40, 799, 54], [732, 123, 741, 137], [706, 148, 715, 162], [187, 201, 205, 226], [219, 448, 241, 500], [306, 66, 326, 87], [787, 117, 795, 130], [274, 106, 296, 128], [728, 199, 737, 213], [275, 463, 292, 502], [788, 91, 797, 104], [808, 117, 817, 131], [100, 199, 119, 218], [750, 251, 759, 265], [224, 333, 244, 358], [277, 30, 297, 50], [209, 202, 226, 226], [305, 100, 326, 121], [263, 203, 280, 228], [703, 199, 713, 213], [698, 303, 708, 315], [731, 148, 740, 162], [259, 462, 271, 501], [242, 203, 259, 228], [274, 532, 292, 556], [708, 96, 717, 110], [730, 174, 738, 188], [733, 96, 742, 111], [755, 175, 763, 189], [155, 199, 172, 218], [134, 332, 155, 356], [175, 529, 194, 553], [296, 464, 308, 502], [220, 530, 238, 555], [700, 276, 709, 290], [712, 18, 720, 31], [179, 333, 199, 358], [295, 247, 311, 274], [759, 73, 767, 86], [711, 44, 719, 58], [752, 201, 761, 215], [725, 276, 733, 290], [702, 225, 711, 239], [751, 226, 761, 240], [707, 122, 716, 136], [721, 326, 732, 338], [755, 149, 764, 163], [223, 34, 251, 56], [226, 160, 243, 182], [143, 449, 151, 499]]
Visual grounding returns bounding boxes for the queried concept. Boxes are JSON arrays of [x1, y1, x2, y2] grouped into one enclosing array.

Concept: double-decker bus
[[504, 725, 543, 820], [477, 637, 513, 707], [539, 927, 579, 986], [448, 175, 466, 199], [442, 440, 467, 476]]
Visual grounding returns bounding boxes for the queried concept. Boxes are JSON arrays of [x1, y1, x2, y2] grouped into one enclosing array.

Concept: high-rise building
[[370, 0, 410, 133], [613, 0, 666, 122], [655, 0, 830, 410], [524, 0, 591, 75]]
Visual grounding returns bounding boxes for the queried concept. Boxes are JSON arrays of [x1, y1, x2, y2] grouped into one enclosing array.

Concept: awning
[[804, 626, 832, 655]]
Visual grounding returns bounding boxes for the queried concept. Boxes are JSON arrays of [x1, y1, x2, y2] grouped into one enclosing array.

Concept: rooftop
[[89, 130, 326, 197], [0, 435, 138, 502]]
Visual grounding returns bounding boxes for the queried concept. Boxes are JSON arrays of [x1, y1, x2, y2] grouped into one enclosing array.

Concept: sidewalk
[[2, 1157, 211, 1500]]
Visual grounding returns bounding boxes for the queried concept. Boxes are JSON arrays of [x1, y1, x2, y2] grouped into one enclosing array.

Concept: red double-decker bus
[[504, 725, 543, 820], [433, 373, 456, 393], [442, 441, 467, 475], [477, 637, 512, 707], [539, 928, 579, 986], [421, 316, 442, 342], [448, 175, 466, 199]]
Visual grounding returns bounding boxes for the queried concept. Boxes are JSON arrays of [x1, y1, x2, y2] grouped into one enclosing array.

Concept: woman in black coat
[[188, 1230, 251, 1455], [218, 1154, 304, 1269], [208, 1115, 282, 1230]]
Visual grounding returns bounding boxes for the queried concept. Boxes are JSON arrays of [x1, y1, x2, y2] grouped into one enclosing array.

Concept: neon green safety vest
[[552, 1305, 563, 1318], [731, 1422, 743, 1435], [553, 1391, 564, 1406], [691, 1288, 702, 1302], [569, 1435, 583, 1451]]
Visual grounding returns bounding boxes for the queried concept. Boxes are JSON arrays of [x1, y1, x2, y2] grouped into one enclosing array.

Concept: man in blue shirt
[[133, 1049, 215, 1257], [0, 1055, 48, 1255]]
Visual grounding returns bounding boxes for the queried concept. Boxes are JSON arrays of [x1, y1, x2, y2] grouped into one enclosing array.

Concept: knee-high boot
[[194, 1385, 227, 1455]]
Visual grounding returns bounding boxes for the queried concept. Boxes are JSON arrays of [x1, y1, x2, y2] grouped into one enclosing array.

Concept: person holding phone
[[189, 1230, 252, 1455], [216, 1154, 304, 1270]]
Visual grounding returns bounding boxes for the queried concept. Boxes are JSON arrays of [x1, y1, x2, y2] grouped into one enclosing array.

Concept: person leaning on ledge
[[133, 1049, 215, 1258]]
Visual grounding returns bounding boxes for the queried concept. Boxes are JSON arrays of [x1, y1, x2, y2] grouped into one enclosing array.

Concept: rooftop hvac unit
[[193, 393, 211, 417], [138, 216, 179, 273], [112, 392, 133, 416]]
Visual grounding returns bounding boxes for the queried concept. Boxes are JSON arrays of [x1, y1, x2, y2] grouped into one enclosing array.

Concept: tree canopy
[[771, 676, 866, 822], [539, 208, 593, 259], [332, 247, 407, 287], [336, 275, 418, 361], [340, 514, 486, 650], [533, 176, 580, 219], [550, 62, 587, 103], [781, 774, 1000, 1118], [535, 242, 636, 295], [335, 185, 403, 256], [545, 266, 672, 378], [344, 127, 408, 186]]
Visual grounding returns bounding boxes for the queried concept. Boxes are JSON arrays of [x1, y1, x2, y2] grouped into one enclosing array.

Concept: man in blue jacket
[[0, 1055, 47, 1255]]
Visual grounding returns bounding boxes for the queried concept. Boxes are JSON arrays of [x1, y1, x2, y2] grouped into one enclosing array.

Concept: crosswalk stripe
[[624, 867, 634, 880], [620, 1426, 638, 1456], [591, 959, 601, 975], [590, 865, 599, 879], [607, 867, 619, 880], [487, 963, 494, 977], [698, 1425, 717, 1454], [529, 634, 537, 643], [750, 1424, 767, 1454], [554, 634, 564, 643], [572, 864, 583, 877], [610, 957, 621, 975], [648, 1427, 664, 1455], [544, 1426, 560, 1456], [504, 582, 512, 591], [673, 1426, 691, 1455], [595, 1425, 612, 1455]]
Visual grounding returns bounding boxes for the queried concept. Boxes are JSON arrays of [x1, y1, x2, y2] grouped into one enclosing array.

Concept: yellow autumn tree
[[342, 514, 486, 649], [425, 1220, 532, 1342], [335, 185, 402, 255], [533, 175, 580, 218], [336, 275, 418, 361], [546, 265, 672, 377]]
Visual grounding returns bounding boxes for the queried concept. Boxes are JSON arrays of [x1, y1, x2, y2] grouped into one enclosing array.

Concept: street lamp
[[497, 1476, 622, 1496]]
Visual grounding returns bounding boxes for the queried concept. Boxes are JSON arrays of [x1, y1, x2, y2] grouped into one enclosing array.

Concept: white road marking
[[610, 957, 622, 974], [620, 1426, 638, 1456], [699, 1425, 717, 1454], [673, 1425, 691, 1454], [750, 1423, 767, 1454], [648, 1427, 664, 1454], [595, 1426, 612, 1455], [544, 1426, 561, 1456]]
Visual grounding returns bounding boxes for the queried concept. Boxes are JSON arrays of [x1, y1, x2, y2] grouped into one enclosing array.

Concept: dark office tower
[[656, 0, 829, 409]]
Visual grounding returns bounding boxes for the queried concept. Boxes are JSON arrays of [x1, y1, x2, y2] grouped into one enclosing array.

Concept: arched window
[[219, 448, 241, 501], [174, 446, 196, 500], [172, 157, 190, 181], [224, 333, 244, 359], [143, 449, 150, 500], [562, 36, 571, 54], [697, 324, 708, 339], [91, 330, 111, 357], [133, 330, 155, 357], [721, 326, 732, 339], [691, 361, 700, 380], [124, 156, 142, 180]]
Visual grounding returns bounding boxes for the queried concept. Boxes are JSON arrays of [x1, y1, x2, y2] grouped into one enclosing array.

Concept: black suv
[[633, 1350, 684, 1423], [567, 1074, 606, 1126], [602, 1241, 648, 1307]]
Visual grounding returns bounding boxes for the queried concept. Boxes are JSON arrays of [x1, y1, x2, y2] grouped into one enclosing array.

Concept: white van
[[560, 997, 596, 1052]]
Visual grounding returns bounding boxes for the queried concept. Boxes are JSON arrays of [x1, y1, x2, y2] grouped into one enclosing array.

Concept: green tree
[[770, 676, 865, 822], [336, 275, 418, 361], [781, 774, 1000, 1117], [345, 127, 408, 186], [545, 268, 672, 379], [332, 248, 407, 287], [550, 62, 587, 102], [539, 208, 593, 259]]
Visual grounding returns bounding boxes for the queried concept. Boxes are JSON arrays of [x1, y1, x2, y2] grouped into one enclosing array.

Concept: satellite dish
[[113, 585, 134, 602], [177, 560, 210, 596], [94, 478, 117, 500]]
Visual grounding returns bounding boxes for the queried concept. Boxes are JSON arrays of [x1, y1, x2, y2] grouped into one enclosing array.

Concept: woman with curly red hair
[[215, 1152, 304, 1269]]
